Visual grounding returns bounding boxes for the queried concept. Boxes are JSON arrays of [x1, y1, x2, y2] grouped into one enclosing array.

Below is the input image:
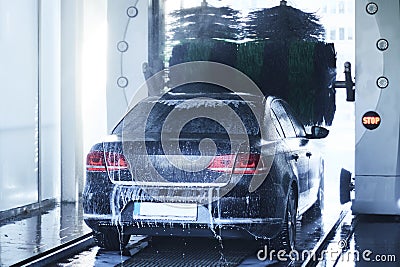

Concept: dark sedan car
[[83, 86, 328, 252]]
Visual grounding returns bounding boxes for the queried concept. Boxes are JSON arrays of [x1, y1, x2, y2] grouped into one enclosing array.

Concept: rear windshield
[[113, 98, 261, 137]]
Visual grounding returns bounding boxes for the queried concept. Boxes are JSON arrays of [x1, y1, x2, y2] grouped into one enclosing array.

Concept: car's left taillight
[[86, 151, 129, 172]]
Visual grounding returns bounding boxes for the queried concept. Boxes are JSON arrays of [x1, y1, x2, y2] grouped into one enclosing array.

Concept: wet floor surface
[[0, 202, 91, 267], [3, 201, 396, 267], [318, 214, 400, 267], [236, 205, 345, 267], [52, 204, 345, 267]]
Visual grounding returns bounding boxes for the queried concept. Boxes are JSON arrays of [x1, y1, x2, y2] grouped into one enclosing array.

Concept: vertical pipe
[[61, 0, 84, 203], [37, 0, 42, 207]]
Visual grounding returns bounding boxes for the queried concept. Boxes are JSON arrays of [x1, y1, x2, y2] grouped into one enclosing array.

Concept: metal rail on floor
[[10, 233, 95, 267], [301, 208, 351, 267]]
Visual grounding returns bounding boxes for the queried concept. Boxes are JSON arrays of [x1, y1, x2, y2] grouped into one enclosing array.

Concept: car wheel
[[314, 160, 325, 212], [340, 168, 352, 204], [315, 173, 324, 210], [93, 227, 131, 251], [303, 160, 324, 223], [281, 185, 297, 252]]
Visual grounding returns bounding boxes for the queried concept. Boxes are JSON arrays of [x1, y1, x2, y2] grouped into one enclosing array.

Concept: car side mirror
[[307, 126, 329, 139]]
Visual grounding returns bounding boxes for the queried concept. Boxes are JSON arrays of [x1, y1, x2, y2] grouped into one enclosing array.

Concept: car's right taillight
[[207, 153, 262, 175], [233, 153, 261, 174], [86, 151, 129, 172]]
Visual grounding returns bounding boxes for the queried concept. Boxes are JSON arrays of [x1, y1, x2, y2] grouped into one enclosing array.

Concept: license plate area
[[133, 202, 198, 221]]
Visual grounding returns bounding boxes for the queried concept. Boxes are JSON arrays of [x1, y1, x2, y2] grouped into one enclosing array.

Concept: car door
[[271, 100, 309, 212], [281, 101, 320, 212], [285, 107, 321, 201]]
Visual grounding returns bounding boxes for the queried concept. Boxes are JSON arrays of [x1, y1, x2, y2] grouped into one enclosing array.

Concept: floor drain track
[[117, 237, 256, 267]]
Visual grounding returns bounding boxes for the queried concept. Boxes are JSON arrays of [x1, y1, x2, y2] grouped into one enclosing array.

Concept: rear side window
[[281, 102, 306, 137], [267, 106, 284, 139], [271, 100, 296, 138]]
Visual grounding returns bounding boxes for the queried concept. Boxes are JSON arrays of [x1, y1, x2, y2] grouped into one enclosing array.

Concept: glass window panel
[[339, 1, 345, 14], [0, 0, 39, 211], [330, 29, 336, 40], [339, 27, 345, 40]]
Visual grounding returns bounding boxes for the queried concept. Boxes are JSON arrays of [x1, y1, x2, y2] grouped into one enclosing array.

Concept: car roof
[[145, 83, 270, 103], [145, 92, 265, 102]]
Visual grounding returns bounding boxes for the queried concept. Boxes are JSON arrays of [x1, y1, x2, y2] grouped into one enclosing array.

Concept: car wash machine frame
[[339, 0, 400, 215]]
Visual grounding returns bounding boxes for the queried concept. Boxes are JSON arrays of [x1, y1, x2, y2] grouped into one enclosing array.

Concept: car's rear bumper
[[83, 170, 286, 239], [84, 217, 283, 239], [84, 201, 284, 239]]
